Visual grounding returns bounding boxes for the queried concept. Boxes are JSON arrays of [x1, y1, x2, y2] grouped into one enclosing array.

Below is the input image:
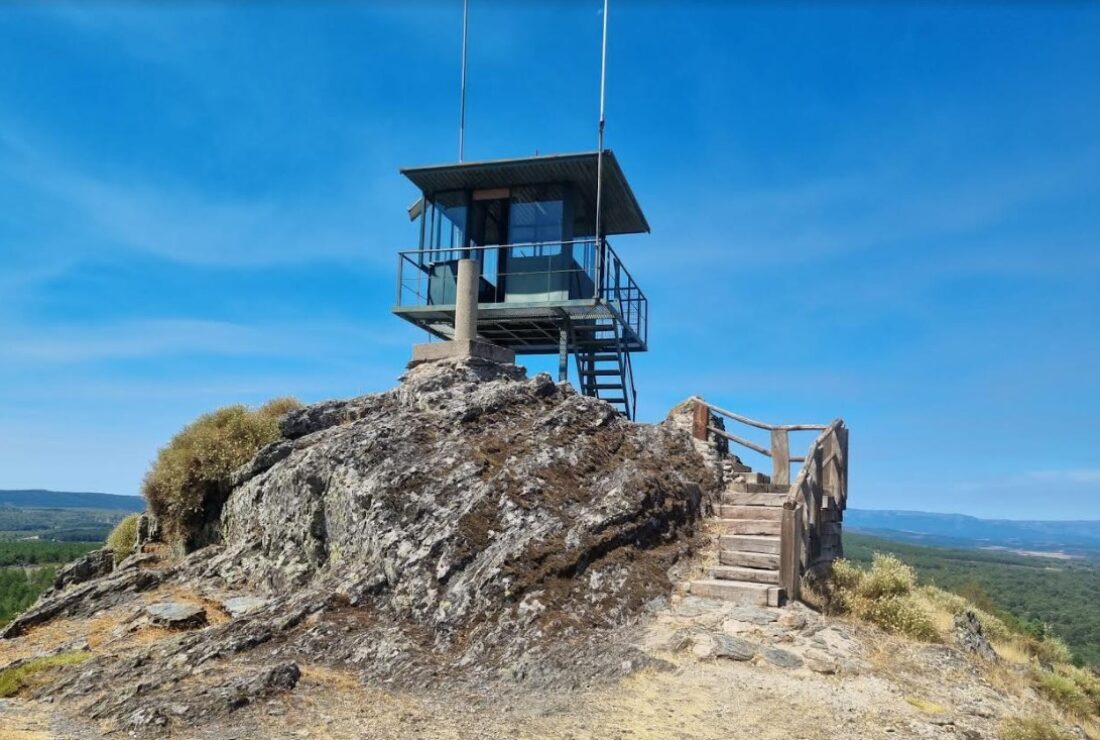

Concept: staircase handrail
[[779, 418, 848, 600], [690, 397, 848, 603]]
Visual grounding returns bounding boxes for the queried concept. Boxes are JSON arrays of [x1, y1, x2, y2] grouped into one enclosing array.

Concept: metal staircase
[[572, 320, 637, 420]]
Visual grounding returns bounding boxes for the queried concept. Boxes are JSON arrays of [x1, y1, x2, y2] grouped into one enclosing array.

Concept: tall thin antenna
[[458, 0, 470, 161], [595, 0, 609, 247]]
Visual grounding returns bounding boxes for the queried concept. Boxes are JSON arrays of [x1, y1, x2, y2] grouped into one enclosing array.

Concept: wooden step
[[719, 549, 780, 569], [734, 472, 771, 485], [709, 565, 779, 584], [714, 519, 781, 536], [721, 491, 786, 506], [726, 481, 788, 494], [688, 579, 773, 606], [718, 505, 782, 521], [719, 535, 781, 554]]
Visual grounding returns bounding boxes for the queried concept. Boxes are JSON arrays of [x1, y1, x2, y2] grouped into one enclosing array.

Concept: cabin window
[[508, 185, 568, 254], [426, 190, 468, 255]]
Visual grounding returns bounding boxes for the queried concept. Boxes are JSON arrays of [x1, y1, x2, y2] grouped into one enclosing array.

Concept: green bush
[[142, 397, 301, 552], [823, 555, 939, 641], [998, 716, 1074, 740], [105, 514, 140, 564]]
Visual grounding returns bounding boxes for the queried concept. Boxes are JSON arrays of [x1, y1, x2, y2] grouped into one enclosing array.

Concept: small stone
[[691, 635, 716, 659], [675, 596, 722, 617], [777, 611, 806, 630], [662, 629, 693, 652], [727, 606, 778, 625], [713, 634, 756, 661], [804, 648, 838, 674], [760, 646, 803, 669], [145, 601, 207, 629], [222, 596, 267, 618]]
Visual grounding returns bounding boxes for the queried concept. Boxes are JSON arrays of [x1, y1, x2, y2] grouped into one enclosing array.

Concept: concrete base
[[409, 339, 516, 367]]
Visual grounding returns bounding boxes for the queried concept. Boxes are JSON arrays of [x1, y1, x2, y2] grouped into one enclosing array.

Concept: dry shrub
[[1034, 669, 1093, 717], [919, 585, 1013, 643], [1033, 664, 1100, 719], [142, 397, 301, 552], [821, 555, 939, 641], [1027, 634, 1075, 666], [105, 513, 140, 564], [998, 715, 1075, 740]]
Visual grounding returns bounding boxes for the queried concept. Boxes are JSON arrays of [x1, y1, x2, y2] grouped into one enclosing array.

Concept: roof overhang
[[400, 150, 650, 236]]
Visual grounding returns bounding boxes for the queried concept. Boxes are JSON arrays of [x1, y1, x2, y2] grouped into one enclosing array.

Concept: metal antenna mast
[[595, 0, 609, 250], [458, 0, 470, 161]]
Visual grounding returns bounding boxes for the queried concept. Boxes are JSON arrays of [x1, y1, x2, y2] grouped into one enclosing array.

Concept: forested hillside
[[846, 532, 1100, 666]]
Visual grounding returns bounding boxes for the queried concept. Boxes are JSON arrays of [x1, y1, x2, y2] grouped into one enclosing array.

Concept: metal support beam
[[558, 327, 569, 383]]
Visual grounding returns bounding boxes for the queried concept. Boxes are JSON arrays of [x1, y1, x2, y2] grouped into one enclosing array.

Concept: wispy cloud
[[0, 131, 392, 268], [0, 317, 412, 365]]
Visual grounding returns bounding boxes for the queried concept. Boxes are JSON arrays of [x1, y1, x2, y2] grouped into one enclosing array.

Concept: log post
[[692, 401, 709, 441], [780, 505, 802, 602], [771, 429, 790, 487]]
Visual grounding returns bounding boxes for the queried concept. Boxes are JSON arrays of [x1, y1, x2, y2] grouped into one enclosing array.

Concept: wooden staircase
[[689, 468, 787, 607], [684, 398, 850, 607]]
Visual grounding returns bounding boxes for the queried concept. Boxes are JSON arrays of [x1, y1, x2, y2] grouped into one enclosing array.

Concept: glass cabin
[[393, 150, 649, 418]]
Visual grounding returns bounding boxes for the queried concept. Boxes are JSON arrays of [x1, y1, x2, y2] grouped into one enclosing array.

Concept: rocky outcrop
[[52, 548, 114, 591], [954, 610, 998, 661], [1, 358, 718, 733]]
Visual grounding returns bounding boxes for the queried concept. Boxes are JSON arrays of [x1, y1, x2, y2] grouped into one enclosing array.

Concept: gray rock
[[760, 646, 803, 669], [53, 548, 114, 590], [777, 610, 807, 630], [3, 359, 721, 733], [727, 606, 779, 625], [675, 596, 723, 617], [804, 648, 838, 674], [222, 596, 267, 618], [713, 634, 756, 661], [145, 601, 207, 629], [954, 610, 997, 661]]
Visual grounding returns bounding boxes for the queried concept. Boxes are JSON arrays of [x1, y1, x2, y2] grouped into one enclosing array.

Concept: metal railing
[[395, 239, 648, 345]]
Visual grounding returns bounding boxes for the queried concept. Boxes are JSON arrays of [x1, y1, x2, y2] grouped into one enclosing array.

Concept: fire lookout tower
[[393, 150, 650, 419]]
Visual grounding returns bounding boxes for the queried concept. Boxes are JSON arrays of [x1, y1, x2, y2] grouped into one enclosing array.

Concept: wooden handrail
[[691, 396, 828, 432], [707, 425, 771, 457], [690, 397, 848, 604]]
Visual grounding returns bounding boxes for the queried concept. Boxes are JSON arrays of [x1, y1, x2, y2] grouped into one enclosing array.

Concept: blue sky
[[1, 2, 1098, 519]]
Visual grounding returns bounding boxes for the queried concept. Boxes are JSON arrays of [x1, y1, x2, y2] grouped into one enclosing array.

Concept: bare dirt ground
[[1, 590, 1079, 740]]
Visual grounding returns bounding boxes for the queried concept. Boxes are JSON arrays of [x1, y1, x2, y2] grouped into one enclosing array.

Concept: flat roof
[[400, 150, 650, 236]]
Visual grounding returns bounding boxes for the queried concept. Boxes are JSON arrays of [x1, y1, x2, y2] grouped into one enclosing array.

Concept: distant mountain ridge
[[0, 490, 145, 511], [847, 508, 1100, 554]]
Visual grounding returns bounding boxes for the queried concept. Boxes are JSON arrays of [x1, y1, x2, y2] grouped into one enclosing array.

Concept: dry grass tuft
[[106, 513, 141, 564], [819, 555, 939, 641], [905, 696, 946, 714], [0, 651, 92, 697], [998, 715, 1076, 740], [142, 397, 301, 551]]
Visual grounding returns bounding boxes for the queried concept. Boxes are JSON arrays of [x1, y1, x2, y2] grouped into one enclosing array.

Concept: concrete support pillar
[[453, 258, 479, 342]]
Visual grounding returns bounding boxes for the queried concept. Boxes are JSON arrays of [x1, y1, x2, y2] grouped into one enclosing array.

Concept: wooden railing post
[[771, 429, 790, 487], [692, 401, 710, 441], [780, 505, 802, 602]]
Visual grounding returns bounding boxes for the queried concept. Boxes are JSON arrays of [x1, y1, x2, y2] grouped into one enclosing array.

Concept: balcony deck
[[392, 239, 647, 355]]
